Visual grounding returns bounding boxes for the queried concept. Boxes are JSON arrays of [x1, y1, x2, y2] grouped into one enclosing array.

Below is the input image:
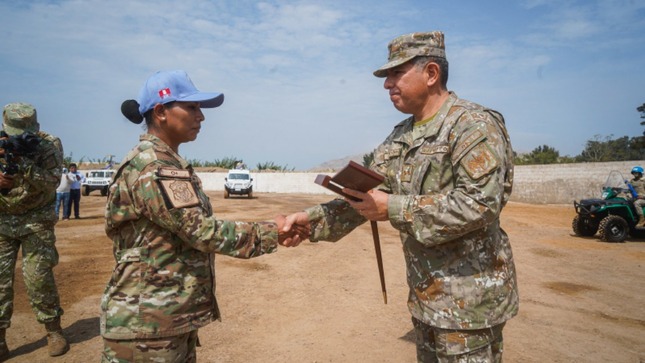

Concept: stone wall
[[197, 160, 644, 204]]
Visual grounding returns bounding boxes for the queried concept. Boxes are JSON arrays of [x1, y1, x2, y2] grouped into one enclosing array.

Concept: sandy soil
[[3, 192, 644, 363]]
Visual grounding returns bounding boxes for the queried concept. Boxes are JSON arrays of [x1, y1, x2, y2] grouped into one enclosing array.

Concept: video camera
[[0, 130, 42, 194]]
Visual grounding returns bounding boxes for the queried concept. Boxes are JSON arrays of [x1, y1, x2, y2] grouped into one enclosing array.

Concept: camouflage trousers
[[0, 228, 63, 328], [412, 317, 505, 363], [102, 330, 199, 363], [634, 199, 645, 217]]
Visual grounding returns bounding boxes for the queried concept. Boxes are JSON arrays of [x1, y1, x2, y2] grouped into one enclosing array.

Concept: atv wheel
[[224, 190, 230, 199], [598, 215, 629, 243], [572, 215, 598, 237], [248, 189, 253, 199], [83, 185, 90, 196]]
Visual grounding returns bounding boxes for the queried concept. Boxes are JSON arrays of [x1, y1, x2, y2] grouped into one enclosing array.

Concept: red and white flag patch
[[159, 88, 172, 99]]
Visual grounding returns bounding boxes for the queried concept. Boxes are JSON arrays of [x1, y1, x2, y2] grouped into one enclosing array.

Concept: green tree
[[515, 145, 560, 165], [362, 152, 374, 168], [63, 152, 74, 167], [256, 161, 294, 171], [637, 102, 645, 131], [576, 134, 645, 162]]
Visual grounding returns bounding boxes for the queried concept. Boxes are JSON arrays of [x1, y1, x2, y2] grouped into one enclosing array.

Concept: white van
[[224, 169, 253, 198], [82, 169, 115, 196]]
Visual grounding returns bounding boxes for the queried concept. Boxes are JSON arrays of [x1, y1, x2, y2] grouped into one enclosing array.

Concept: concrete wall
[[197, 160, 644, 204], [510, 161, 642, 204]]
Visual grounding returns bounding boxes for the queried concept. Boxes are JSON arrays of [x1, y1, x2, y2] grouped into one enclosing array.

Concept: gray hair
[[412, 56, 449, 88]]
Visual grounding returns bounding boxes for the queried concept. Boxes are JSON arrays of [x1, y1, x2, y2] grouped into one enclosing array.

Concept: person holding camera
[[0, 103, 69, 359]]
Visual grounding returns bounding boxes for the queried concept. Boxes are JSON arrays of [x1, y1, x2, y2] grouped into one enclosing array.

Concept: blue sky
[[1, 0, 644, 170]]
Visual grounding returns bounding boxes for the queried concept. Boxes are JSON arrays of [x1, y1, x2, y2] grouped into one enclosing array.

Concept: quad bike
[[572, 170, 644, 242]]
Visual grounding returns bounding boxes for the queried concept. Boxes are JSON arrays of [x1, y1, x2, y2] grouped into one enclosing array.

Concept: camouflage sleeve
[[304, 198, 367, 242], [388, 114, 510, 246], [132, 163, 277, 258], [18, 138, 62, 194]]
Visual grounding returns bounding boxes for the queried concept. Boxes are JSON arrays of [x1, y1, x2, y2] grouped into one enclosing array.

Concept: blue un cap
[[137, 70, 224, 116]]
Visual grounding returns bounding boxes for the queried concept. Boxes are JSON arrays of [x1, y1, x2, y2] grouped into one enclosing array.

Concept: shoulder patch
[[157, 167, 199, 209], [460, 142, 499, 180], [452, 129, 486, 165]]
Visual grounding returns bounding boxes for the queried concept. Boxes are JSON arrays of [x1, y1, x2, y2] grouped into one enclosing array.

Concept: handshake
[[275, 212, 310, 248], [272, 188, 391, 248]]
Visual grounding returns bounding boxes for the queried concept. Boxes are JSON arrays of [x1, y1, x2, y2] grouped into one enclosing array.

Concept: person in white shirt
[[55, 168, 74, 220], [65, 163, 85, 219]]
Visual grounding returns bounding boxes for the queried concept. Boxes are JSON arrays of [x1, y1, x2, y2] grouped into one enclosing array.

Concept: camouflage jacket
[[630, 177, 645, 196], [0, 130, 62, 234], [306, 92, 519, 330], [100, 134, 278, 340]]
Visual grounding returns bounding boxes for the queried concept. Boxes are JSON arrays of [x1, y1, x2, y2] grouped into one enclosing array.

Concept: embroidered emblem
[[157, 167, 200, 209], [453, 129, 485, 164], [460, 142, 499, 179]]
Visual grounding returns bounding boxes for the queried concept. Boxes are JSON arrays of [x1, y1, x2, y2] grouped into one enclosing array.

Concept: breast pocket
[[416, 143, 452, 194]]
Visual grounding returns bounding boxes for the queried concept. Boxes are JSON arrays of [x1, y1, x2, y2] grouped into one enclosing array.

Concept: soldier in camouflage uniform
[[0, 103, 69, 359], [281, 32, 518, 362], [102, 70, 302, 363]]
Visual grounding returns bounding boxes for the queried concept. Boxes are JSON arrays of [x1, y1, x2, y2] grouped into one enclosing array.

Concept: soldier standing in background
[[281, 31, 518, 362], [0, 103, 69, 359]]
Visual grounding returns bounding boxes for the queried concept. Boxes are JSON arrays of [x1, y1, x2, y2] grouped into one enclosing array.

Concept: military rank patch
[[401, 164, 413, 182], [157, 167, 200, 209], [419, 144, 449, 155], [460, 142, 499, 180]]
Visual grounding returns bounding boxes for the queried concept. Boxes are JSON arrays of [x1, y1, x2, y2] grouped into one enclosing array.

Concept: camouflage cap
[[2, 102, 39, 136], [373, 31, 446, 78]]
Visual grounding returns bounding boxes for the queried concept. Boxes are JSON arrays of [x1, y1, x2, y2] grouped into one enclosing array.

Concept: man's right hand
[[276, 212, 311, 247]]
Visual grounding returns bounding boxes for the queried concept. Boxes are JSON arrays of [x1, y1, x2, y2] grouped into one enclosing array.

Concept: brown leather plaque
[[315, 161, 384, 201]]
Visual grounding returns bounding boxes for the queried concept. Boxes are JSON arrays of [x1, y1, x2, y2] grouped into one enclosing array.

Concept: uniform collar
[[391, 91, 458, 145], [139, 133, 192, 170]]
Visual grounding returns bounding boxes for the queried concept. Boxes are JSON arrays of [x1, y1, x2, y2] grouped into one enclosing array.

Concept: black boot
[[0, 328, 9, 361]]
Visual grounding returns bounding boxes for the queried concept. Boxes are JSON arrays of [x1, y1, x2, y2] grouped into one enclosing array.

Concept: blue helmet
[[632, 166, 643, 175]]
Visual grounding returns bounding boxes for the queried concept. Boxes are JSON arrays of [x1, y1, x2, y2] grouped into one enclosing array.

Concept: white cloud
[[0, 0, 643, 169]]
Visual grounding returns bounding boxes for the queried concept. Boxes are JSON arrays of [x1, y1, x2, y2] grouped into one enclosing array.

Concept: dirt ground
[[3, 192, 644, 363]]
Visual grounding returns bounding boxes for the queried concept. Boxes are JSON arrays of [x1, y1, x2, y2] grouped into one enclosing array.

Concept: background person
[[55, 167, 74, 220], [101, 70, 303, 362], [0, 102, 69, 358], [65, 163, 84, 219], [281, 31, 518, 362], [629, 166, 645, 227]]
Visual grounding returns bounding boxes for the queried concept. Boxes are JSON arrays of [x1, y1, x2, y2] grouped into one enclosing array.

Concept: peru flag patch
[[159, 88, 172, 99]]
